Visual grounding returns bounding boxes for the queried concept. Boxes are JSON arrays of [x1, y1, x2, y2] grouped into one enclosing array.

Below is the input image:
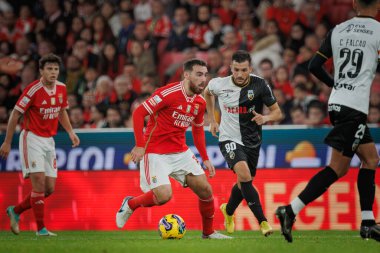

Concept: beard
[[189, 82, 204, 94]]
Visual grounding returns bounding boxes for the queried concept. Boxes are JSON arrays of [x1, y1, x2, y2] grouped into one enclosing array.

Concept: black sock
[[240, 181, 266, 223], [298, 166, 338, 205], [358, 168, 376, 227], [226, 183, 243, 216]]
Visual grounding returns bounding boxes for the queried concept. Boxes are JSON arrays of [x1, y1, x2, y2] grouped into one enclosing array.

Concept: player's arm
[[192, 105, 215, 178], [131, 93, 166, 162], [59, 109, 80, 147], [308, 30, 334, 87], [252, 103, 282, 125], [0, 109, 22, 159], [204, 85, 219, 137]]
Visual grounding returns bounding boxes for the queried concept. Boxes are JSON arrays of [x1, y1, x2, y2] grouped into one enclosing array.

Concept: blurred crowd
[[0, 0, 379, 133]]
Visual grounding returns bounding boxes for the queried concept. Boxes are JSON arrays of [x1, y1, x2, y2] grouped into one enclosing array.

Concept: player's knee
[[364, 156, 380, 170], [155, 191, 172, 205], [199, 184, 213, 199], [45, 188, 54, 197]]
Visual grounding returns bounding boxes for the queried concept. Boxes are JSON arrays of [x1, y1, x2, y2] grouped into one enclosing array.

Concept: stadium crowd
[[0, 0, 379, 133]]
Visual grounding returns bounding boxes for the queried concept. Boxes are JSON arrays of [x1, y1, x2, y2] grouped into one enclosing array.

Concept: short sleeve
[[15, 87, 33, 114], [141, 90, 169, 115], [262, 81, 277, 107]]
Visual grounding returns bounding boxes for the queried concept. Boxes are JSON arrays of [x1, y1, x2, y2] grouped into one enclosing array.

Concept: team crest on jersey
[[247, 90, 254, 100], [229, 151, 235, 160], [58, 93, 63, 104], [51, 97, 56, 105], [194, 104, 199, 115], [152, 176, 157, 183], [177, 105, 183, 110], [186, 105, 191, 113]]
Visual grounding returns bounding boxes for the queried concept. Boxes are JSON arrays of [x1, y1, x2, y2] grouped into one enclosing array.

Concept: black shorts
[[325, 104, 373, 158], [219, 140, 260, 177]]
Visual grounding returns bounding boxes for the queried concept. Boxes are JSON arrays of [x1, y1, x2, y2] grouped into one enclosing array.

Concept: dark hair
[[232, 50, 252, 64], [358, 0, 377, 7], [39, 54, 62, 69], [183, 58, 207, 72]]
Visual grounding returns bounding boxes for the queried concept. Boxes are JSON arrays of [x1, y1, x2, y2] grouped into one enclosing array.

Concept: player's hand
[[203, 160, 215, 178], [131, 146, 145, 163], [209, 122, 219, 137], [251, 110, 267, 125], [69, 132, 80, 147], [0, 142, 11, 159]]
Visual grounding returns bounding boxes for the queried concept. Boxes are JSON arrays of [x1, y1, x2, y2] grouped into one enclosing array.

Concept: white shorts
[[19, 130, 57, 178], [139, 149, 205, 193]]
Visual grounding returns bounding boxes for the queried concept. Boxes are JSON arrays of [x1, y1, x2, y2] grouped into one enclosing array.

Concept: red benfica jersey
[[141, 82, 206, 154], [15, 79, 68, 137]]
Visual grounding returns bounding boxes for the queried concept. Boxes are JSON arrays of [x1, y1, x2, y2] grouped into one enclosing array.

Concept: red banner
[[0, 169, 379, 231]]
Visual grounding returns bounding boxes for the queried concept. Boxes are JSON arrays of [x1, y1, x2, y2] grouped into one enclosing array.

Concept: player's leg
[[276, 148, 347, 242], [234, 161, 272, 236], [356, 142, 380, 241], [218, 141, 244, 233], [186, 173, 231, 239], [116, 153, 170, 228]]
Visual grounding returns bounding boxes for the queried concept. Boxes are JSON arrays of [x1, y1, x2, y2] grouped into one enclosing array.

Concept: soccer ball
[[158, 214, 186, 239]]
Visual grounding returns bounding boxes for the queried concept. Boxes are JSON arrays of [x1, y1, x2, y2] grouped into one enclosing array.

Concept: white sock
[[290, 197, 305, 215], [361, 211, 375, 221]]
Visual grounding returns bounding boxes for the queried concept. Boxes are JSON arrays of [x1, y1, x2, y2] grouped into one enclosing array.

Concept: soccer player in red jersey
[[116, 59, 231, 239], [0, 54, 80, 236]]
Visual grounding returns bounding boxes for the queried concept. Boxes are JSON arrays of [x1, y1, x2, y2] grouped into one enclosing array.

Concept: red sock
[[14, 193, 32, 214], [31, 191, 45, 231], [128, 191, 158, 211], [199, 196, 215, 236]]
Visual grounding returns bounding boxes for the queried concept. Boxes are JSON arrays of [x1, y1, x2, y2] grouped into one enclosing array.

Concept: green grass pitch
[[0, 230, 379, 253]]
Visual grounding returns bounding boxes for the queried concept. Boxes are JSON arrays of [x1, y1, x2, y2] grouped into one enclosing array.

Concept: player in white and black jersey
[[276, 0, 380, 243], [205, 50, 282, 236]]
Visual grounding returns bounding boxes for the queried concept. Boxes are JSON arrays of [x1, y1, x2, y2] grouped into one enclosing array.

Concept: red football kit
[[15, 79, 68, 137], [133, 81, 209, 161]]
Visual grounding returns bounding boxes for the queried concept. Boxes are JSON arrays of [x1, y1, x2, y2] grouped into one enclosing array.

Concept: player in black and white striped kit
[[276, 0, 380, 243], [205, 50, 282, 236]]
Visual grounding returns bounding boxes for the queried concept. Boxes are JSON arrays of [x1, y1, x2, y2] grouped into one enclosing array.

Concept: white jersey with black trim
[[326, 17, 380, 114], [208, 74, 276, 147]]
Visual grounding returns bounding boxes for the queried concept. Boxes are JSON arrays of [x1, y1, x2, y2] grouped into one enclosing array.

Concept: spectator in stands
[[72, 40, 98, 69], [89, 104, 107, 128], [15, 5, 36, 35], [273, 88, 292, 124], [166, 6, 192, 52], [140, 74, 157, 94], [42, 0, 64, 38], [69, 106, 86, 129], [127, 40, 156, 79], [305, 100, 327, 127], [91, 14, 115, 55], [257, 58, 274, 86], [188, 4, 211, 50], [368, 106, 380, 125], [114, 75, 137, 117], [266, 0, 298, 36], [51, 20, 68, 57], [74, 67, 98, 100], [285, 23, 306, 53], [274, 65, 293, 100], [290, 105, 307, 125], [105, 105, 124, 128], [204, 15, 232, 50], [117, 11, 134, 54], [0, 105, 8, 133], [82, 90, 96, 123], [292, 82, 319, 113], [213, 0, 236, 26], [134, 0, 152, 22], [97, 43, 125, 79], [64, 54, 85, 94], [123, 62, 142, 93], [66, 17, 84, 46], [101, 1, 121, 37], [207, 49, 223, 79], [94, 75, 116, 105]]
